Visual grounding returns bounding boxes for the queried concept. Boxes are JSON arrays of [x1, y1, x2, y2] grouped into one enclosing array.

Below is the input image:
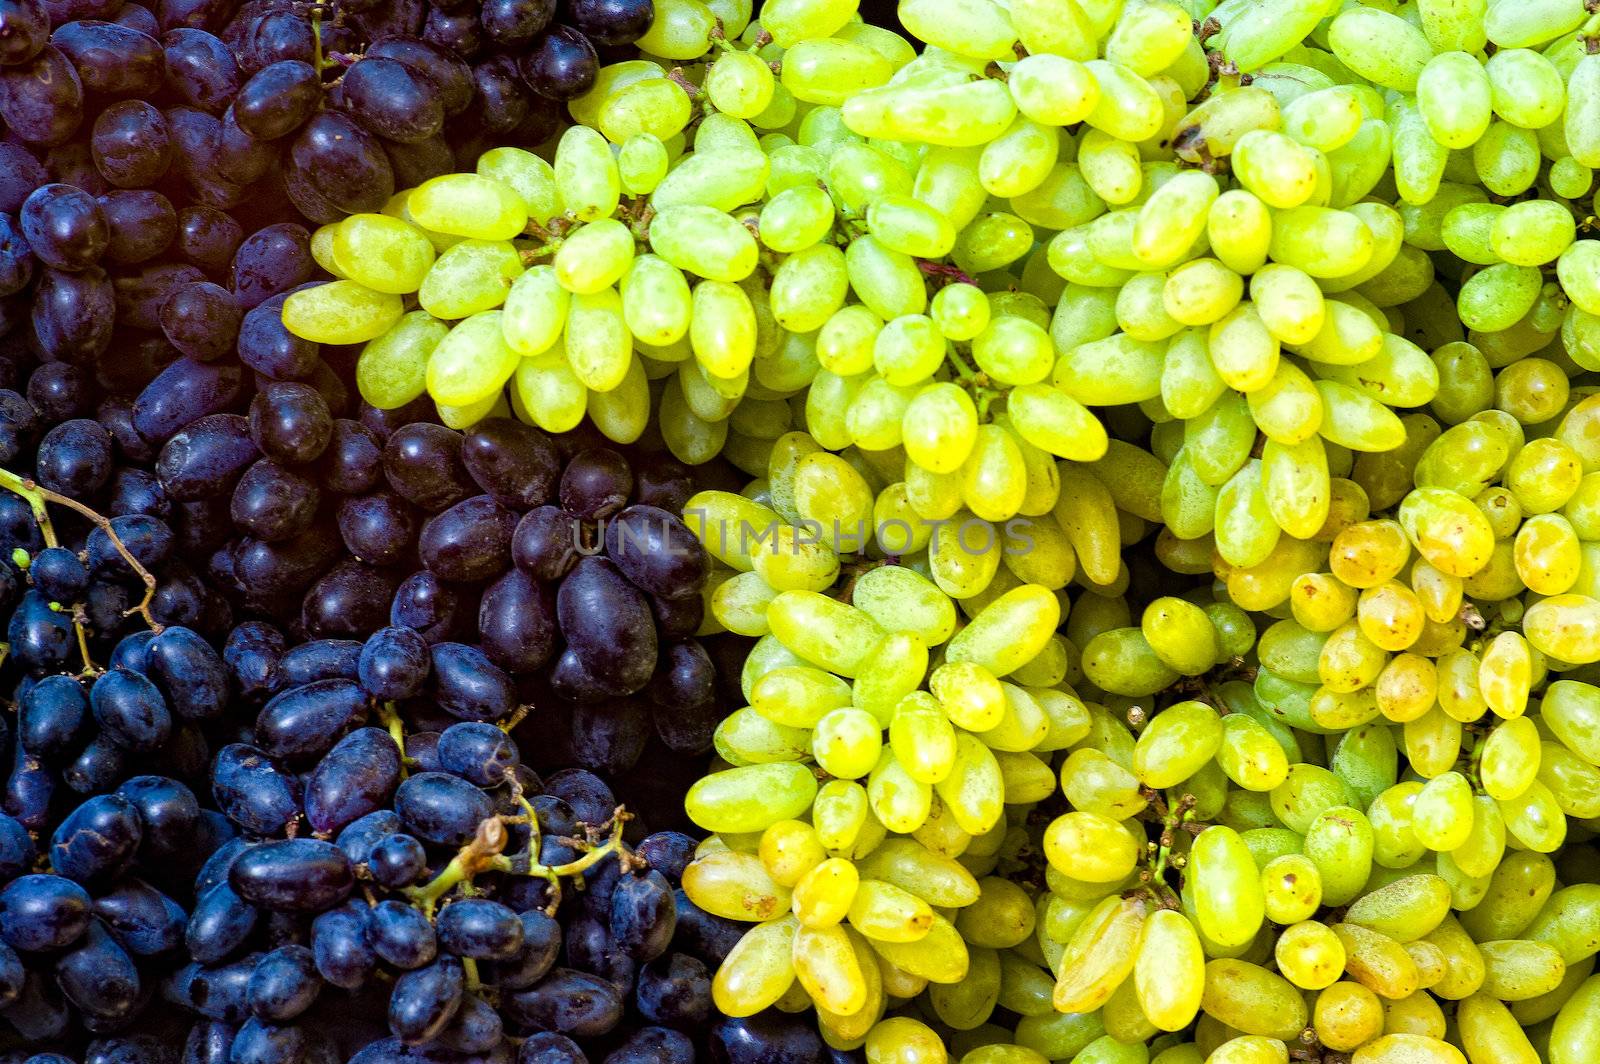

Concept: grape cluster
[[386, 0, 1600, 1059]]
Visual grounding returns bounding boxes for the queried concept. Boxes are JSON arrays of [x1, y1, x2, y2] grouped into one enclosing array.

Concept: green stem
[[376, 702, 412, 777]]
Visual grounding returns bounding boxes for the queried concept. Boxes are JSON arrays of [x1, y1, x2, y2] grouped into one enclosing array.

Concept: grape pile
[[282, 0, 1600, 1059]]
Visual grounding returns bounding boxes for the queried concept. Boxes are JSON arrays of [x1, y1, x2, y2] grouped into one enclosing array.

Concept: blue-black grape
[[133, 358, 242, 443], [557, 558, 657, 695], [117, 774, 201, 864], [146, 624, 228, 719], [174, 203, 242, 275], [319, 418, 383, 495], [0, 813, 34, 881], [512, 505, 579, 582], [368, 899, 438, 970], [9, 588, 74, 672], [234, 11, 313, 74], [609, 869, 674, 962], [709, 1012, 830, 1064], [435, 993, 504, 1054], [302, 558, 400, 638], [366, 35, 474, 116], [424, 9, 481, 59], [388, 955, 464, 1045], [50, 792, 143, 883], [56, 919, 141, 1025], [216, 105, 277, 185], [634, 951, 709, 1029], [462, 418, 560, 509], [0, 0, 47, 64], [245, 944, 320, 1022], [335, 808, 400, 866], [366, 832, 426, 890], [87, 513, 174, 577], [0, 214, 33, 300], [358, 624, 430, 700], [604, 504, 707, 600], [254, 677, 367, 761], [90, 102, 173, 189], [517, 1033, 586, 1064], [17, 671, 87, 763], [229, 1015, 309, 1064], [228, 838, 354, 913], [338, 491, 416, 567], [435, 898, 523, 960], [290, 110, 394, 216], [90, 878, 186, 956], [429, 642, 515, 722], [0, 873, 90, 951], [62, 733, 129, 794], [390, 570, 462, 644], [436, 720, 518, 788], [566, 0, 653, 44], [185, 881, 259, 964], [230, 222, 311, 311], [182, 952, 259, 1024], [237, 294, 320, 382], [477, 569, 557, 674], [304, 726, 402, 835], [504, 968, 621, 1039], [223, 621, 284, 702], [232, 59, 320, 142], [278, 638, 361, 686], [211, 743, 299, 836], [393, 771, 492, 847], [20, 184, 106, 274], [88, 666, 172, 752], [470, 55, 533, 134], [605, 1026, 693, 1064], [310, 903, 376, 990]]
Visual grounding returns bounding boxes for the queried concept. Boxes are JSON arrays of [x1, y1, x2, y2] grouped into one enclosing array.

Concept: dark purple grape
[[0, 142, 47, 213], [164, 103, 244, 206], [390, 570, 461, 644], [234, 11, 312, 74], [319, 418, 383, 494], [161, 28, 239, 114], [418, 494, 516, 582], [159, 279, 239, 360], [39, 0, 120, 23], [504, 969, 622, 1039], [49, 793, 142, 883], [357, 625, 429, 700], [28, 544, 85, 602], [567, 0, 653, 44], [246, 944, 319, 1022], [302, 559, 399, 638], [250, 381, 332, 464], [333, 808, 397, 866], [112, 2, 156, 32], [85, 512, 174, 577], [562, 448, 632, 520], [477, 569, 557, 673], [156, 412, 257, 500], [146, 623, 228, 720], [422, 7, 479, 57], [336, 491, 415, 566], [32, 264, 112, 361], [290, 111, 394, 215], [0, 0, 47, 64], [281, 157, 344, 225], [543, 767, 614, 828], [230, 221, 311, 309], [6, 745, 57, 833], [52, 20, 163, 96], [436, 721, 518, 787], [672, 891, 743, 967], [383, 422, 473, 511], [216, 106, 276, 184], [89, 666, 172, 753], [20, 181, 105, 269], [383, 132, 454, 187], [182, 953, 258, 1024], [368, 899, 437, 971], [366, 833, 426, 890], [234, 59, 319, 140], [608, 1026, 693, 1064], [230, 459, 320, 541], [709, 1012, 829, 1064], [61, 732, 129, 794], [35, 416, 112, 495], [518, 1033, 586, 1064], [304, 727, 402, 836], [277, 638, 362, 687], [229, 839, 354, 913], [570, 698, 648, 776], [462, 418, 560, 508], [116, 774, 200, 865], [366, 35, 473, 115], [558, 557, 658, 695], [224, 621, 284, 702], [482, 0, 554, 47], [132, 356, 242, 441], [186, 881, 258, 964], [105, 399, 159, 462], [175, 203, 242, 274], [610, 870, 675, 962], [605, 504, 708, 599], [429, 642, 515, 722], [393, 771, 492, 847], [520, 26, 597, 101], [98, 187, 176, 262], [636, 832, 697, 883], [512, 505, 579, 581], [106, 466, 166, 517], [338, 55, 444, 143], [229, 1016, 308, 1064], [471, 54, 531, 133], [255, 678, 368, 762], [650, 591, 702, 640], [238, 296, 320, 383], [0, 45, 82, 145]]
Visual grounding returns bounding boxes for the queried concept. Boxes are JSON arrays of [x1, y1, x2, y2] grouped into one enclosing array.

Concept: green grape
[[1416, 51, 1493, 150], [1009, 54, 1101, 126], [654, 147, 772, 212], [330, 213, 436, 294], [418, 239, 524, 321], [425, 311, 519, 408], [552, 219, 635, 295], [356, 311, 449, 409], [649, 204, 760, 282], [408, 173, 529, 241], [513, 352, 586, 433], [618, 133, 670, 195], [281, 281, 403, 344]]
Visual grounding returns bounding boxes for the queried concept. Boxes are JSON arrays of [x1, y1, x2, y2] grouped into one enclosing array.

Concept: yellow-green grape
[[813, 780, 870, 853], [1134, 908, 1205, 1032], [513, 351, 586, 434], [1191, 825, 1267, 948], [331, 213, 435, 294], [426, 311, 519, 408], [650, 205, 759, 282], [1140, 597, 1219, 676], [1302, 805, 1374, 907], [1132, 169, 1217, 268], [281, 281, 403, 344], [1042, 811, 1139, 884], [1276, 920, 1346, 991], [684, 847, 793, 922], [357, 311, 448, 409], [760, 820, 828, 889], [889, 694, 957, 784], [1261, 854, 1322, 925], [476, 146, 561, 225], [618, 133, 669, 196], [408, 173, 529, 241], [1207, 189, 1272, 276], [685, 763, 820, 834], [1008, 54, 1100, 125], [564, 286, 631, 392], [1411, 771, 1474, 853], [1082, 626, 1179, 696], [945, 584, 1061, 678], [1132, 700, 1223, 788], [929, 661, 1006, 733], [502, 266, 570, 357], [705, 51, 776, 120]]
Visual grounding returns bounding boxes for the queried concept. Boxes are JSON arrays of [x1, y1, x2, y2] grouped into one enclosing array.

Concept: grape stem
[[0, 469, 163, 669], [376, 701, 414, 777]]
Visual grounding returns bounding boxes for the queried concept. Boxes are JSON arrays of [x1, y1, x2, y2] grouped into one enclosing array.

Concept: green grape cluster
[[279, 0, 1600, 1054]]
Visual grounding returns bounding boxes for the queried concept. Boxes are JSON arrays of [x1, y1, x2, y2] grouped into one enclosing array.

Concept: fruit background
[[0, 0, 1599, 1061]]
